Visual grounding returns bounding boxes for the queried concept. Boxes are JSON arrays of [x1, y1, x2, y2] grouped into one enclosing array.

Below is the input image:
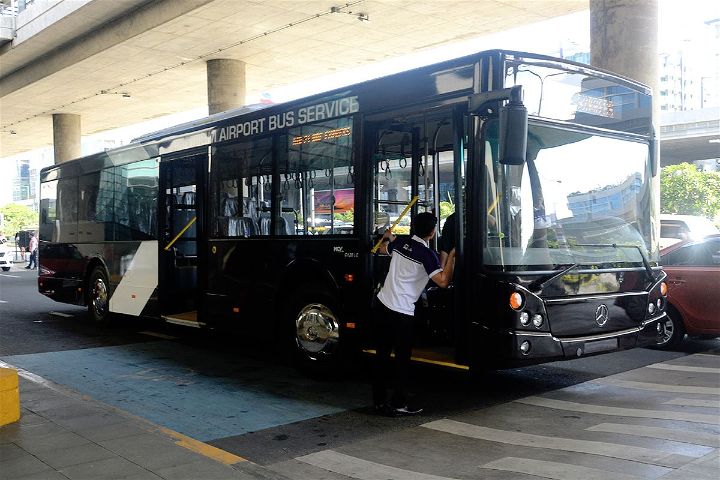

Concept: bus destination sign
[[572, 93, 615, 118]]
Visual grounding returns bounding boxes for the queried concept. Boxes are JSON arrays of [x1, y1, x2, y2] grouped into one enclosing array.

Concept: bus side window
[[286, 117, 355, 236], [212, 138, 272, 237]]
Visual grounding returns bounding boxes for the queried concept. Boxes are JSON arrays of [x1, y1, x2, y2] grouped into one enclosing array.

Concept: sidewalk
[[0, 366, 288, 480]]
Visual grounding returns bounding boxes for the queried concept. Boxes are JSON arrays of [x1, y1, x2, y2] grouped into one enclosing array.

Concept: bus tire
[[287, 288, 343, 370], [653, 306, 685, 350], [87, 265, 110, 323], [2, 267, 9, 272]]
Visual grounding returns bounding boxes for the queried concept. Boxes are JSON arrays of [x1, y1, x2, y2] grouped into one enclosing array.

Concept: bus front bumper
[[502, 314, 665, 363]]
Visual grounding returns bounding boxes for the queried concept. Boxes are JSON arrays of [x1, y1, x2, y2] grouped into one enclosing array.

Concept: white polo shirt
[[377, 235, 442, 316]]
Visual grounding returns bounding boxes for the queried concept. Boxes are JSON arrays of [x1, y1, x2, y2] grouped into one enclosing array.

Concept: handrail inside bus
[[164, 217, 197, 251]]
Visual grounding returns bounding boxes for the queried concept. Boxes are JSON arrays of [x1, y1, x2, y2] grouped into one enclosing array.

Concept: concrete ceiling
[[0, 0, 587, 158]]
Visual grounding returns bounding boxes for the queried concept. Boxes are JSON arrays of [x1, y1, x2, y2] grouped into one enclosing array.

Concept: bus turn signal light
[[510, 292, 524, 310], [660, 282, 667, 296], [344, 274, 354, 282]]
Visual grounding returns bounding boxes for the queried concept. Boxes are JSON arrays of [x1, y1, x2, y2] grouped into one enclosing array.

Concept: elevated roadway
[[0, 0, 586, 158]]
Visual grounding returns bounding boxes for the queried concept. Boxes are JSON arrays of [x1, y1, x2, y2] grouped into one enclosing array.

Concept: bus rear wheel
[[87, 266, 110, 323], [289, 289, 342, 366]]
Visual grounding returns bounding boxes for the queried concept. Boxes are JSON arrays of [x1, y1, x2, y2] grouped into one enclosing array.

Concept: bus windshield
[[484, 121, 658, 271]]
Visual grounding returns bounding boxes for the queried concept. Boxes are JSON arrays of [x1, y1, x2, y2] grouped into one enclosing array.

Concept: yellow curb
[[158, 426, 247, 465], [0, 368, 20, 426]]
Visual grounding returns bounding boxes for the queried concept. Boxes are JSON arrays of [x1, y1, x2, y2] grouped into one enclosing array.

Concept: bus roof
[[41, 49, 651, 180]]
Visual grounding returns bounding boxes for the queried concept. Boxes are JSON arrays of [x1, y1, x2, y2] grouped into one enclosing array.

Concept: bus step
[[363, 348, 469, 371], [162, 311, 203, 328]]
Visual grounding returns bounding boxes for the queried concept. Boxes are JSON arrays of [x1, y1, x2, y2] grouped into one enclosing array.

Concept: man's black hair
[[412, 212, 437, 238]]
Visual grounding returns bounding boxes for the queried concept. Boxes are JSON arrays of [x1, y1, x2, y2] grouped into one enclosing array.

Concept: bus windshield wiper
[[573, 243, 656, 283], [528, 263, 579, 293]]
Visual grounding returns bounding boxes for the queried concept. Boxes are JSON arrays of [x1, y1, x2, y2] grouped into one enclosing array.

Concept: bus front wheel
[[87, 266, 110, 323], [288, 289, 342, 365]]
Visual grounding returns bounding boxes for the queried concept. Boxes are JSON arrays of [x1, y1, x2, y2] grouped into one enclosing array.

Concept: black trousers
[[371, 301, 415, 408]]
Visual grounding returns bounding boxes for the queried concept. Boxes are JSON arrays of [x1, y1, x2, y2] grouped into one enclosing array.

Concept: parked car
[[0, 242, 13, 271], [655, 234, 720, 349], [660, 214, 719, 249]]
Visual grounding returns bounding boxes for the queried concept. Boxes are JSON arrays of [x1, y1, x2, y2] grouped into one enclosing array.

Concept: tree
[[0, 203, 38, 238], [661, 163, 720, 219]]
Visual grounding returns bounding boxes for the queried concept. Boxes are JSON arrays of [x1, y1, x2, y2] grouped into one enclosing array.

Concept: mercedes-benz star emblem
[[595, 304, 609, 327]]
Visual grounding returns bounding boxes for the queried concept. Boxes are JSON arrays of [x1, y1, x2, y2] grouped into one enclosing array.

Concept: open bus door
[[158, 151, 207, 327], [365, 106, 466, 367]]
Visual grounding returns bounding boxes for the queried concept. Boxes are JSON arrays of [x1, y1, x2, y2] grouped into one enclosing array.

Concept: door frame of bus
[[158, 148, 209, 325]]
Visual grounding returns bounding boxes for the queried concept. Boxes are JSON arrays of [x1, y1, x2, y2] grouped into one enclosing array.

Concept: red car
[[656, 234, 720, 348]]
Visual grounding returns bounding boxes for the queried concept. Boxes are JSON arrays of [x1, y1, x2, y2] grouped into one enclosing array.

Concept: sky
[[1, 0, 718, 206]]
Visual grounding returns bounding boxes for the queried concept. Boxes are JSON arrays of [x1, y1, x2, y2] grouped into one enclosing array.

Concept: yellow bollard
[[0, 368, 20, 426]]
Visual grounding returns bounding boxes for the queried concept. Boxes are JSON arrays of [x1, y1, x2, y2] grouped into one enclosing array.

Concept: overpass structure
[[2, 0, 708, 167], [0, 0, 588, 159]]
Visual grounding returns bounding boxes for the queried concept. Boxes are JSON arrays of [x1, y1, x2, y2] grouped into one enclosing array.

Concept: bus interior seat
[[182, 191, 196, 205], [222, 197, 239, 217], [259, 217, 271, 235], [280, 213, 295, 235]]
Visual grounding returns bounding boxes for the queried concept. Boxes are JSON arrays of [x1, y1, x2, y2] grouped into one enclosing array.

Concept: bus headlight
[[532, 314, 544, 328], [656, 298, 663, 311], [519, 311, 530, 326], [648, 303, 656, 314], [520, 341, 531, 355]]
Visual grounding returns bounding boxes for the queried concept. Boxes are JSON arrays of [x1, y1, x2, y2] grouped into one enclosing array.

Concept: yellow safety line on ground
[[164, 217, 196, 251], [158, 427, 247, 465], [363, 349, 470, 371]]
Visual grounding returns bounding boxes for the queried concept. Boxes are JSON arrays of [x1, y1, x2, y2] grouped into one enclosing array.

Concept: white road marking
[[422, 419, 706, 468], [591, 378, 720, 396], [517, 396, 720, 425], [139, 331, 179, 340], [48, 311, 74, 318], [586, 423, 720, 447], [0, 274, 21, 278], [646, 363, 720, 374], [664, 398, 720, 408], [481, 457, 647, 480], [297, 450, 458, 480], [0, 300, 7, 303]]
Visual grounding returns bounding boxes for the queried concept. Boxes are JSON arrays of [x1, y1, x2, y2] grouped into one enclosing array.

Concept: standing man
[[372, 211, 455, 416], [26, 233, 38, 270]]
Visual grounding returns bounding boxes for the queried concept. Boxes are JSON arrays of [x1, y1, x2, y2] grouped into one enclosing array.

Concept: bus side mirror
[[499, 100, 528, 165]]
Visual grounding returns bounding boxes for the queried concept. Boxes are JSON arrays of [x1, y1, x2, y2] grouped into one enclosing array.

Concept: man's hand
[[377, 229, 395, 255]]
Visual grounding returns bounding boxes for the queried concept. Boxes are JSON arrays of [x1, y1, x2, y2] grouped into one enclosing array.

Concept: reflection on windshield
[[484, 121, 658, 270]]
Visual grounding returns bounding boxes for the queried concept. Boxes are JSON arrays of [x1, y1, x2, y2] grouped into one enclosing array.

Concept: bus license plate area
[[582, 338, 618, 355]]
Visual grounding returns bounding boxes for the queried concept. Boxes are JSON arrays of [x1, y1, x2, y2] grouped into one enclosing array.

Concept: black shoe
[[385, 405, 423, 417], [25, 266, 30, 269]]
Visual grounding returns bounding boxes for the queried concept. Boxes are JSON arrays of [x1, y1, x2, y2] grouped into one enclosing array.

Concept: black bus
[[38, 50, 668, 369]]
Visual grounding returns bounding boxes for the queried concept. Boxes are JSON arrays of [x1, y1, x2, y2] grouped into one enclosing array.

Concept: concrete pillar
[[52, 113, 81, 164], [590, 0, 658, 93], [206, 59, 246, 115]]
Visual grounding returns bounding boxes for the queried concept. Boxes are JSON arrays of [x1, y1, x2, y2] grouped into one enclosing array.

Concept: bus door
[[366, 107, 465, 357], [158, 152, 207, 326]]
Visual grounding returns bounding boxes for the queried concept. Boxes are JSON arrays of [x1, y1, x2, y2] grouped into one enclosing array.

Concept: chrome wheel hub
[[92, 277, 108, 316], [295, 303, 339, 354]]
